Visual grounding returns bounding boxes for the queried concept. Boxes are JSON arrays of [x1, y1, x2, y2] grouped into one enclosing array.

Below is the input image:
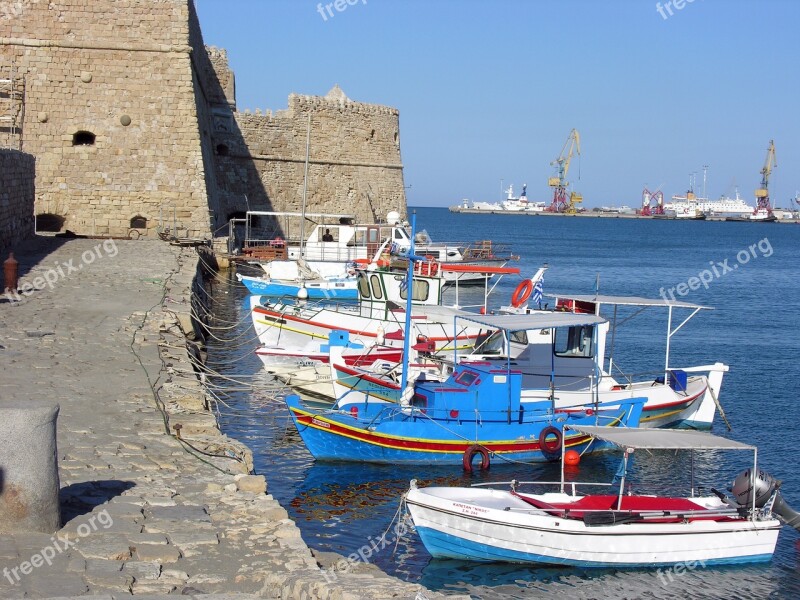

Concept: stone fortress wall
[[0, 149, 35, 252], [0, 0, 213, 238], [0, 0, 406, 239]]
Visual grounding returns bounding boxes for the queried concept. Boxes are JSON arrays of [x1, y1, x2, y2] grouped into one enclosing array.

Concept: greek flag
[[531, 276, 543, 307]]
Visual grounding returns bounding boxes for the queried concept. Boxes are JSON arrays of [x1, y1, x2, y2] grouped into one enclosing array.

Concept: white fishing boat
[[406, 426, 800, 567], [319, 266, 729, 429], [240, 210, 515, 288], [249, 264, 518, 384]]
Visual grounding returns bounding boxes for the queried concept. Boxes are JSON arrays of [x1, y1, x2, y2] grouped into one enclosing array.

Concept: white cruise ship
[[665, 189, 755, 219], [697, 190, 755, 217]]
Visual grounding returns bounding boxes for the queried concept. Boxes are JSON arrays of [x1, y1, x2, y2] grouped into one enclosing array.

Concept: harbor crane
[[547, 129, 582, 213], [640, 187, 665, 216], [754, 140, 776, 216]]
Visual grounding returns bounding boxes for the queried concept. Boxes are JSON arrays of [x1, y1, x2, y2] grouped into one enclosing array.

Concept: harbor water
[[207, 208, 800, 599]]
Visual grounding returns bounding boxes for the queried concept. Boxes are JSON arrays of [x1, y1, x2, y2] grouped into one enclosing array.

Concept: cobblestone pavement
[[0, 237, 460, 600]]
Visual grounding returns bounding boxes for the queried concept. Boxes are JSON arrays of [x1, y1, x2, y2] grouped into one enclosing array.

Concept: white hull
[[406, 486, 781, 567]]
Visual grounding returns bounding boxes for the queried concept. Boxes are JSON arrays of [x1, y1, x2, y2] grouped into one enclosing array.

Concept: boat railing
[[460, 240, 516, 261], [472, 480, 614, 497], [266, 294, 362, 317]]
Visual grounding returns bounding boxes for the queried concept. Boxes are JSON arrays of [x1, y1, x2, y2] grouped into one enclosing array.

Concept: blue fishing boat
[[284, 365, 645, 467]]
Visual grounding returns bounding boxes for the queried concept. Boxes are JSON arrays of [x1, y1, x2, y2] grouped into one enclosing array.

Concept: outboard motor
[[730, 469, 800, 532], [731, 469, 779, 508]]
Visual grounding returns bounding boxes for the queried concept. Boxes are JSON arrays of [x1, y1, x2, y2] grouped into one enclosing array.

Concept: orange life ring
[[539, 426, 562, 461], [462, 444, 491, 473], [415, 257, 439, 277], [511, 280, 534, 307]]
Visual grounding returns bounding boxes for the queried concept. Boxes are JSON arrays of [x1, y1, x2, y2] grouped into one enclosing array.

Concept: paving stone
[[146, 504, 210, 521], [134, 543, 181, 563], [0, 537, 18, 560], [121, 560, 161, 581], [234, 477, 265, 495], [23, 572, 88, 597], [76, 535, 133, 561]]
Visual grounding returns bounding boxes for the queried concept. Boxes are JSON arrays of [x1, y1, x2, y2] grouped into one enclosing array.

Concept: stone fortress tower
[[0, 0, 406, 239]]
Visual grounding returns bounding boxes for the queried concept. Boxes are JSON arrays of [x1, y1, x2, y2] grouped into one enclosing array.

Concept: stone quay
[[0, 236, 459, 599]]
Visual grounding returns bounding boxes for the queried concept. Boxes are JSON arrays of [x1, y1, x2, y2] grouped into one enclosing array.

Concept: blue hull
[[241, 276, 357, 300], [285, 393, 644, 465], [415, 526, 774, 567]]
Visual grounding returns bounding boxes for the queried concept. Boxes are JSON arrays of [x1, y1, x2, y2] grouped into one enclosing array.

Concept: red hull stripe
[[254, 306, 477, 343], [290, 406, 620, 454]]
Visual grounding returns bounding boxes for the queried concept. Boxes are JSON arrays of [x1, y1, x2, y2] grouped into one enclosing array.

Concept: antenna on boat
[[399, 211, 418, 402]]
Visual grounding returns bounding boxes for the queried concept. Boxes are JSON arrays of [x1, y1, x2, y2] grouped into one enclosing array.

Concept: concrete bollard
[[0, 401, 61, 533]]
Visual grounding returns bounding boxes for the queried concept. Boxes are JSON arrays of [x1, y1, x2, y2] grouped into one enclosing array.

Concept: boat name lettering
[[311, 418, 330, 429], [452, 502, 488, 516]]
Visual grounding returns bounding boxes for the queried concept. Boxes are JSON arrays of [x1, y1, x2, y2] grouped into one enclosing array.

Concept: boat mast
[[299, 112, 311, 258]]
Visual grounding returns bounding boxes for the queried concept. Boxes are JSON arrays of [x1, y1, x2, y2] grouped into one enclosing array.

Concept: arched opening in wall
[[130, 216, 148, 229], [72, 131, 96, 146], [394, 131, 399, 145], [216, 143, 229, 156], [35, 213, 65, 232], [370, 129, 375, 140]]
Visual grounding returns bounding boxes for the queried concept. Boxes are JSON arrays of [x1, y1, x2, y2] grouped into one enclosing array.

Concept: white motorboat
[[406, 426, 800, 567], [240, 210, 516, 288]]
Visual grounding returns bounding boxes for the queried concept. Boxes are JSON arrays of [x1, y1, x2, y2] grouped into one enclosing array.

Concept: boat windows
[[510, 331, 528, 345], [399, 279, 430, 302], [454, 370, 478, 387], [357, 274, 371, 299], [369, 275, 383, 299], [554, 325, 594, 358], [473, 330, 528, 356], [474, 330, 505, 355]]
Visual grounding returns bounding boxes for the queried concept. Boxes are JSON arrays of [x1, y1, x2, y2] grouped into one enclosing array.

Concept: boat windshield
[[554, 325, 594, 358]]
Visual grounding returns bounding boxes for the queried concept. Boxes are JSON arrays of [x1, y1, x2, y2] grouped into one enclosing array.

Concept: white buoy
[[297, 287, 309, 300]]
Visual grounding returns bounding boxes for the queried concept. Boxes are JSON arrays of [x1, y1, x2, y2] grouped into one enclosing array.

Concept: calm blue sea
[[208, 208, 800, 599]]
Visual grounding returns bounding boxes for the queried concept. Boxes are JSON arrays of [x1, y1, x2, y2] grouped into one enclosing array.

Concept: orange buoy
[[564, 449, 581, 467]]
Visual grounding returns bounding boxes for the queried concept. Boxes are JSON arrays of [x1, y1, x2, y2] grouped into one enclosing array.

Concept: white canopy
[[568, 426, 754, 451], [456, 312, 605, 332], [547, 294, 711, 310]]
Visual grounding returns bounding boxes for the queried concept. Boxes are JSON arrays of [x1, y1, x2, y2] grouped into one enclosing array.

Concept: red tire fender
[[539, 425, 562, 461], [511, 280, 534, 307], [462, 444, 491, 473]]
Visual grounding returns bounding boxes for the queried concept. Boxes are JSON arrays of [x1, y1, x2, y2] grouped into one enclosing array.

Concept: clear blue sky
[[194, 0, 799, 208]]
